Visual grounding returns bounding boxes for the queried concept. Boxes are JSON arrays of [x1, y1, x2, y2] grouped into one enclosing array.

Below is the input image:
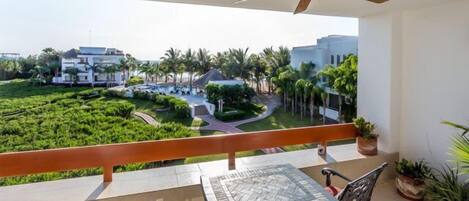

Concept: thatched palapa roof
[[193, 69, 226, 87]]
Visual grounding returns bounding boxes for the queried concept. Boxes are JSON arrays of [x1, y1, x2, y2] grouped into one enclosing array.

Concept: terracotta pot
[[356, 136, 377, 155], [395, 175, 426, 200]]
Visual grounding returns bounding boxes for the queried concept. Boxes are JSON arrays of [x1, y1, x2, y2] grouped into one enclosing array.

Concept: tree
[[138, 61, 152, 83], [118, 54, 138, 85], [183, 49, 197, 91], [249, 54, 266, 94], [102, 64, 120, 88], [84, 63, 103, 87], [320, 54, 358, 122], [161, 48, 182, 86], [63, 67, 80, 86], [148, 63, 162, 83], [36, 48, 61, 82], [318, 86, 328, 125], [29, 65, 50, 85], [196, 48, 212, 75], [228, 48, 251, 81]]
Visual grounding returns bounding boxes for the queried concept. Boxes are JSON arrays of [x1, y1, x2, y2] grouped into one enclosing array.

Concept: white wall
[[399, 0, 469, 166], [358, 12, 402, 154], [359, 0, 469, 166]]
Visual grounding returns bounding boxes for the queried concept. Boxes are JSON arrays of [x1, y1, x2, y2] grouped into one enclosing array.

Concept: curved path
[[196, 95, 283, 154], [134, 112, 159, 126]]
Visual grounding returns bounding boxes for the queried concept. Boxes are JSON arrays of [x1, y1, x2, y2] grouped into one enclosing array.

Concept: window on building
[[330, 55, 334, 64], [337, 55, 340, 65], [328, 94, 340, 111]]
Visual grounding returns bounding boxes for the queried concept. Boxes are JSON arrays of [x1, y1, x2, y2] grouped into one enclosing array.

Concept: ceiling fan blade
[[294, 0, 311, 14], [367, 0, 389, 3]]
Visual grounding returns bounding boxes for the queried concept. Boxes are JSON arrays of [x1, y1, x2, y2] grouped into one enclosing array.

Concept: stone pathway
[[134, 112, 159, 126], [197, 95, 284, 154]]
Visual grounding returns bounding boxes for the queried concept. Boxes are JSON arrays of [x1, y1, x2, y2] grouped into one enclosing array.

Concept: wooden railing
[[0, 123, 357, 182]]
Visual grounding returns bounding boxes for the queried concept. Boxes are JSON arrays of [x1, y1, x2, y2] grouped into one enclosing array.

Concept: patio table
[[200, 164, 337, 201]]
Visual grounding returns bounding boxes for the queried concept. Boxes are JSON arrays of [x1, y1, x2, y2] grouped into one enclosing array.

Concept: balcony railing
[[0, 124, 357, 183]]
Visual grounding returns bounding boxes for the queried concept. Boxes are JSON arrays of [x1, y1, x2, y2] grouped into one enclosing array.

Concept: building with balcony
[[290, 35, 358, 70], [53, 47, 125, 85], [1, 0, 468, 201], [291, 35, 358, 121]]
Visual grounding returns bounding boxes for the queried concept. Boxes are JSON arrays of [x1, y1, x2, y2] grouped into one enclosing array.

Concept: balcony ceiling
[[149, 0, 456, 17]]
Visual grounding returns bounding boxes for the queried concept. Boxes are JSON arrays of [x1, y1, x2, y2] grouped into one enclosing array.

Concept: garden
[[206, 83, 265, 122], [0, 80, 211, 185]]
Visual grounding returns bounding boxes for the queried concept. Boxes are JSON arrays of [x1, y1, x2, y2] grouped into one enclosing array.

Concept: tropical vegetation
[[0, 80, 199, 185]]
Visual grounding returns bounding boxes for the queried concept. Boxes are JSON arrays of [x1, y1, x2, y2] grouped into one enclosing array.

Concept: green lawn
[[237, 108, 322, 131], [237, 108, 354, 151]]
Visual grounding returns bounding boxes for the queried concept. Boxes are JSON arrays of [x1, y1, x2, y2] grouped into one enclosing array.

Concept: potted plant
[[395, 159, 432, 200], [353, 117, 378, 155]]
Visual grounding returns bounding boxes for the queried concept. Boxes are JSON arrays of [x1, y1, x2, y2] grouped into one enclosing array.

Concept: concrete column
[[357, 12, 402, 153]]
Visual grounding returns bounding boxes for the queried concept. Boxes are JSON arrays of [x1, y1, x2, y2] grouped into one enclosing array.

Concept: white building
[[54, 47, 125, 85], [291, 35, 358, 121], [290, 35, 358, 70], [0, 53, 20, 60]]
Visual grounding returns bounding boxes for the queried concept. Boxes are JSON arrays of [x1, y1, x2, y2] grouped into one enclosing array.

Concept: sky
[[0, 0, 358, 60]]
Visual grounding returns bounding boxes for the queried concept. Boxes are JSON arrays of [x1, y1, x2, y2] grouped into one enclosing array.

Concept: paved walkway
[[134, 112, 159, 126], [197, 95, 283, 154]]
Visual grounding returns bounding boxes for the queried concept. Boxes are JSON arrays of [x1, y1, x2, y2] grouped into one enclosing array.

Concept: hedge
[[127, 76, 144, 86], [214, 110, 246, 122]]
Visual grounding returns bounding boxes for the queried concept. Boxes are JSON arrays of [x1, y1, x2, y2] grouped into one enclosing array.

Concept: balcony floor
[[0, 144, 402, 201]]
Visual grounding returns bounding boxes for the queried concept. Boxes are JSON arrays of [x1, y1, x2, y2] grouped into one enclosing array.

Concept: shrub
[[205, 83, 256, 106], [214, 110, 246, 122], [157, 96, 177, 107], [395, 159, 432, 179], [102, 102, 135, 118], [133, 90, 154, 100], [174, 101, 190, 118], [104, 89, 126, 98], [127, 76, 144, 86], [353, 117, 378, 139]]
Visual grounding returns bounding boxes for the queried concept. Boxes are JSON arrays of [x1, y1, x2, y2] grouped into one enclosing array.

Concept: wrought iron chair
[[321, 162, 388, 201]]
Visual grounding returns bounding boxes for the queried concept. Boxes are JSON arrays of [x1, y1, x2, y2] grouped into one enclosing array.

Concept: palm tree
[[228, 48, 251, 81], [103, 64, 120, 88], [148, 63, 162, 83], [249, 54, 266, 94], [196, 48, 212, 75], [161, 48, 182, 86], [318, 86, 328, 125], [63, 67, 80, 86], [138, 61, 152, 83], [84, 63, 102, 87], [183, 49, 197, 91]]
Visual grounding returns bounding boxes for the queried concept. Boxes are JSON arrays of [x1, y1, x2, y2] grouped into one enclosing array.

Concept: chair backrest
[[337, 163, 388, 201]]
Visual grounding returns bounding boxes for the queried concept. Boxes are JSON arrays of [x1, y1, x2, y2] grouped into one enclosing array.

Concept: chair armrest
[[321, 168, 352, 186]]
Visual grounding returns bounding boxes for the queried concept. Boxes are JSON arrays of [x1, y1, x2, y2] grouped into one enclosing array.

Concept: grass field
[[237, 108, 354, 151]]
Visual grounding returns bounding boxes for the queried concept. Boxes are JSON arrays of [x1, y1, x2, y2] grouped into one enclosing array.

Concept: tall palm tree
[[148, 63, 162, 83], [249, 54, 266, 94], [161, 48, 182, 86], [196, 48, 212, 75], [84, 63, 102, 87], [318, 86, 328, 125], [138, 61, 152, 82], [183, 49, 197, 91], [103, 64, 120, 88], [63, 67, 80, 86], [228, 48, 251, 81]]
